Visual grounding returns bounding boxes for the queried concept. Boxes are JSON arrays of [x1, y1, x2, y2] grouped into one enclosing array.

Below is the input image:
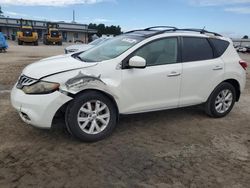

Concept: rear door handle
[[213, 66, 223, 71], [168, 72, 181, 77]]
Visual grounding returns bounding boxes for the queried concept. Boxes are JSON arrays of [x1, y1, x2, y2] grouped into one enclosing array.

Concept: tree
[[0, 6, 4, 17], [88, 23, 122, 37], [242, 35, 249, 39], [97, 24, 106, 36]]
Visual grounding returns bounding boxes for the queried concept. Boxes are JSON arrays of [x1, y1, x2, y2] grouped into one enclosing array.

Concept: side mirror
[[128, 56, 146, 69]]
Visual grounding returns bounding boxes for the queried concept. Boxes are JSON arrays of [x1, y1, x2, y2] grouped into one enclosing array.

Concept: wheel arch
[[206, 79, 241, 103], [73, 89, 120, 121], [52, 88, 120, 129], [222, 79, 241, 101]]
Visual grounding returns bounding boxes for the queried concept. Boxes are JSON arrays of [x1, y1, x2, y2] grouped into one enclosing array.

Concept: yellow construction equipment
[[43, 22, 62, 45], [17, 19, 38, 46]]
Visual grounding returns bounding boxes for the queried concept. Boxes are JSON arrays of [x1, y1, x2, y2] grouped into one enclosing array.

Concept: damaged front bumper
[[11, 86, 72, 129]]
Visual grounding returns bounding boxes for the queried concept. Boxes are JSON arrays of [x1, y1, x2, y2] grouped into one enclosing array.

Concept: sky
[[0, 0, 250, 38]]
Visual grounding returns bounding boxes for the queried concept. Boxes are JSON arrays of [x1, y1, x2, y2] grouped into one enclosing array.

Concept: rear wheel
[[58, 41, 62, 46], [65, 91, 117, 142], [205, 82, 236, 118]]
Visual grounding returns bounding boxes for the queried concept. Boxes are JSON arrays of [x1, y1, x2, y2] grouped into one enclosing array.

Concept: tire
[[18, 40, 23, 45], [43, 35, 49, 45], [205, 82, 236, 118], [65, 91, 117, 142], [34, 41, 38, 46], [58, 41, 62, 46], [44, 40, 49, 45]]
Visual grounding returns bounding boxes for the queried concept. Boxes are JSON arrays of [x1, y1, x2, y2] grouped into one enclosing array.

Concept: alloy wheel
[[215, 89, 233, 114], [77, 100, 110, 135]]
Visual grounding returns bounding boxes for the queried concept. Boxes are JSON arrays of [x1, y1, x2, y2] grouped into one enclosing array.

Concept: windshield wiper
[[71, 53, 96, 63], [72, 53, 84, 62], [75, 55, 84, 61]]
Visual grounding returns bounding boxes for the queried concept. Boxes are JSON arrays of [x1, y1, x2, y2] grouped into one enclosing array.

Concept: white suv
[[11, 26, 248, 142]]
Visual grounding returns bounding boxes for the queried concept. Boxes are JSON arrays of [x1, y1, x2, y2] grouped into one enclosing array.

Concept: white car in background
[[64, 37, 111, 54], [11, 26, 247, 142], [234, 45, 248, 53]]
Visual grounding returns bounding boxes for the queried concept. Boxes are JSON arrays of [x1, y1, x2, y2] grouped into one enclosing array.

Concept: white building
[[0, 17, 97, 43]]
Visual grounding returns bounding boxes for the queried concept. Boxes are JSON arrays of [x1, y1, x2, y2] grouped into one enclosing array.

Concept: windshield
[[51, 30, 59, 37], [78, 35, 143, 62], [22, 29, 33, 36], [89, 38, 107, 45]]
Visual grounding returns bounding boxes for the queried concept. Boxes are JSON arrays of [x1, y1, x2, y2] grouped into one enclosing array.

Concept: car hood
[[22, 54, 97, 79], [66, 44, 94, 52]]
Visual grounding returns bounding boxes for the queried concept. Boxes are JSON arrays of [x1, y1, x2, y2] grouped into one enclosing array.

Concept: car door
[[179, 37, 225, 106], [120, 37, 182, 114]]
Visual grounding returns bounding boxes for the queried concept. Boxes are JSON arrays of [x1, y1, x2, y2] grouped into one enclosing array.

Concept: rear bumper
[[11, 86, 72, 129]]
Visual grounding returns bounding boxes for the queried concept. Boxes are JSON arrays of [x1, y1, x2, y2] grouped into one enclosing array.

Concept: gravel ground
[[0, 41, 250, 188]]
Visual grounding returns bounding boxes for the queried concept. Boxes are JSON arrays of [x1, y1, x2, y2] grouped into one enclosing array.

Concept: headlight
[[22, 81, 60, 94]]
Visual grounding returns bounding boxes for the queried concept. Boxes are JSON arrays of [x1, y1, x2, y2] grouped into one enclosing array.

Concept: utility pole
[[72, 10, 76, 23], [72, 10, 76, 43]]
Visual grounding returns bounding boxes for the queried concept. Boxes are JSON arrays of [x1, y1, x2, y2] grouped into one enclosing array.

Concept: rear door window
[[182, 37, 214, 62], [209, 38, 229, 57]]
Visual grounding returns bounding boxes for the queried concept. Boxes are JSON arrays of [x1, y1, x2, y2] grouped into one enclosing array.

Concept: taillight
[[239, 60, 248, 70]]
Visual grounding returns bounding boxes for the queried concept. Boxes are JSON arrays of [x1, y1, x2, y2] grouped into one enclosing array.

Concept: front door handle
[[168, 72, 181, 77], [213, 66, 223, 71]]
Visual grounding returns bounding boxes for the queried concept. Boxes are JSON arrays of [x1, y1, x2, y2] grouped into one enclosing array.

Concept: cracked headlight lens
[[22, 81, 60, 94]]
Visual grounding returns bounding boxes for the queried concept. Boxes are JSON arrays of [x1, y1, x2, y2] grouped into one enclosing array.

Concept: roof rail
[[124, 26, 222, 37], [173, 28, 222, 37], [144, 26, 177, 31], [124, 29, 146, 34], [124, 26, 178, 34]]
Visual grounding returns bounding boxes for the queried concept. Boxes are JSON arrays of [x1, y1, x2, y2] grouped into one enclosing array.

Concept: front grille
[[16, 75, 37, 89]]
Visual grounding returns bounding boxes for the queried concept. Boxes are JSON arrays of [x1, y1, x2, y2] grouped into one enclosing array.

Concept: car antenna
[[201, 26, 206, 33]]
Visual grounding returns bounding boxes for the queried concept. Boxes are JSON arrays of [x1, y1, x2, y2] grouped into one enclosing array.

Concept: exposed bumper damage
[[65, 71, 106, 92], [65, 71, 106, 90]]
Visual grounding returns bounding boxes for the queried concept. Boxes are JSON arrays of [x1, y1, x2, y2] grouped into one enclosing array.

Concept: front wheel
[[205, 82, 236, 118], [34, 41, 38, 46], [65, 91, 117, 142], [18, 40, 23, 45]]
